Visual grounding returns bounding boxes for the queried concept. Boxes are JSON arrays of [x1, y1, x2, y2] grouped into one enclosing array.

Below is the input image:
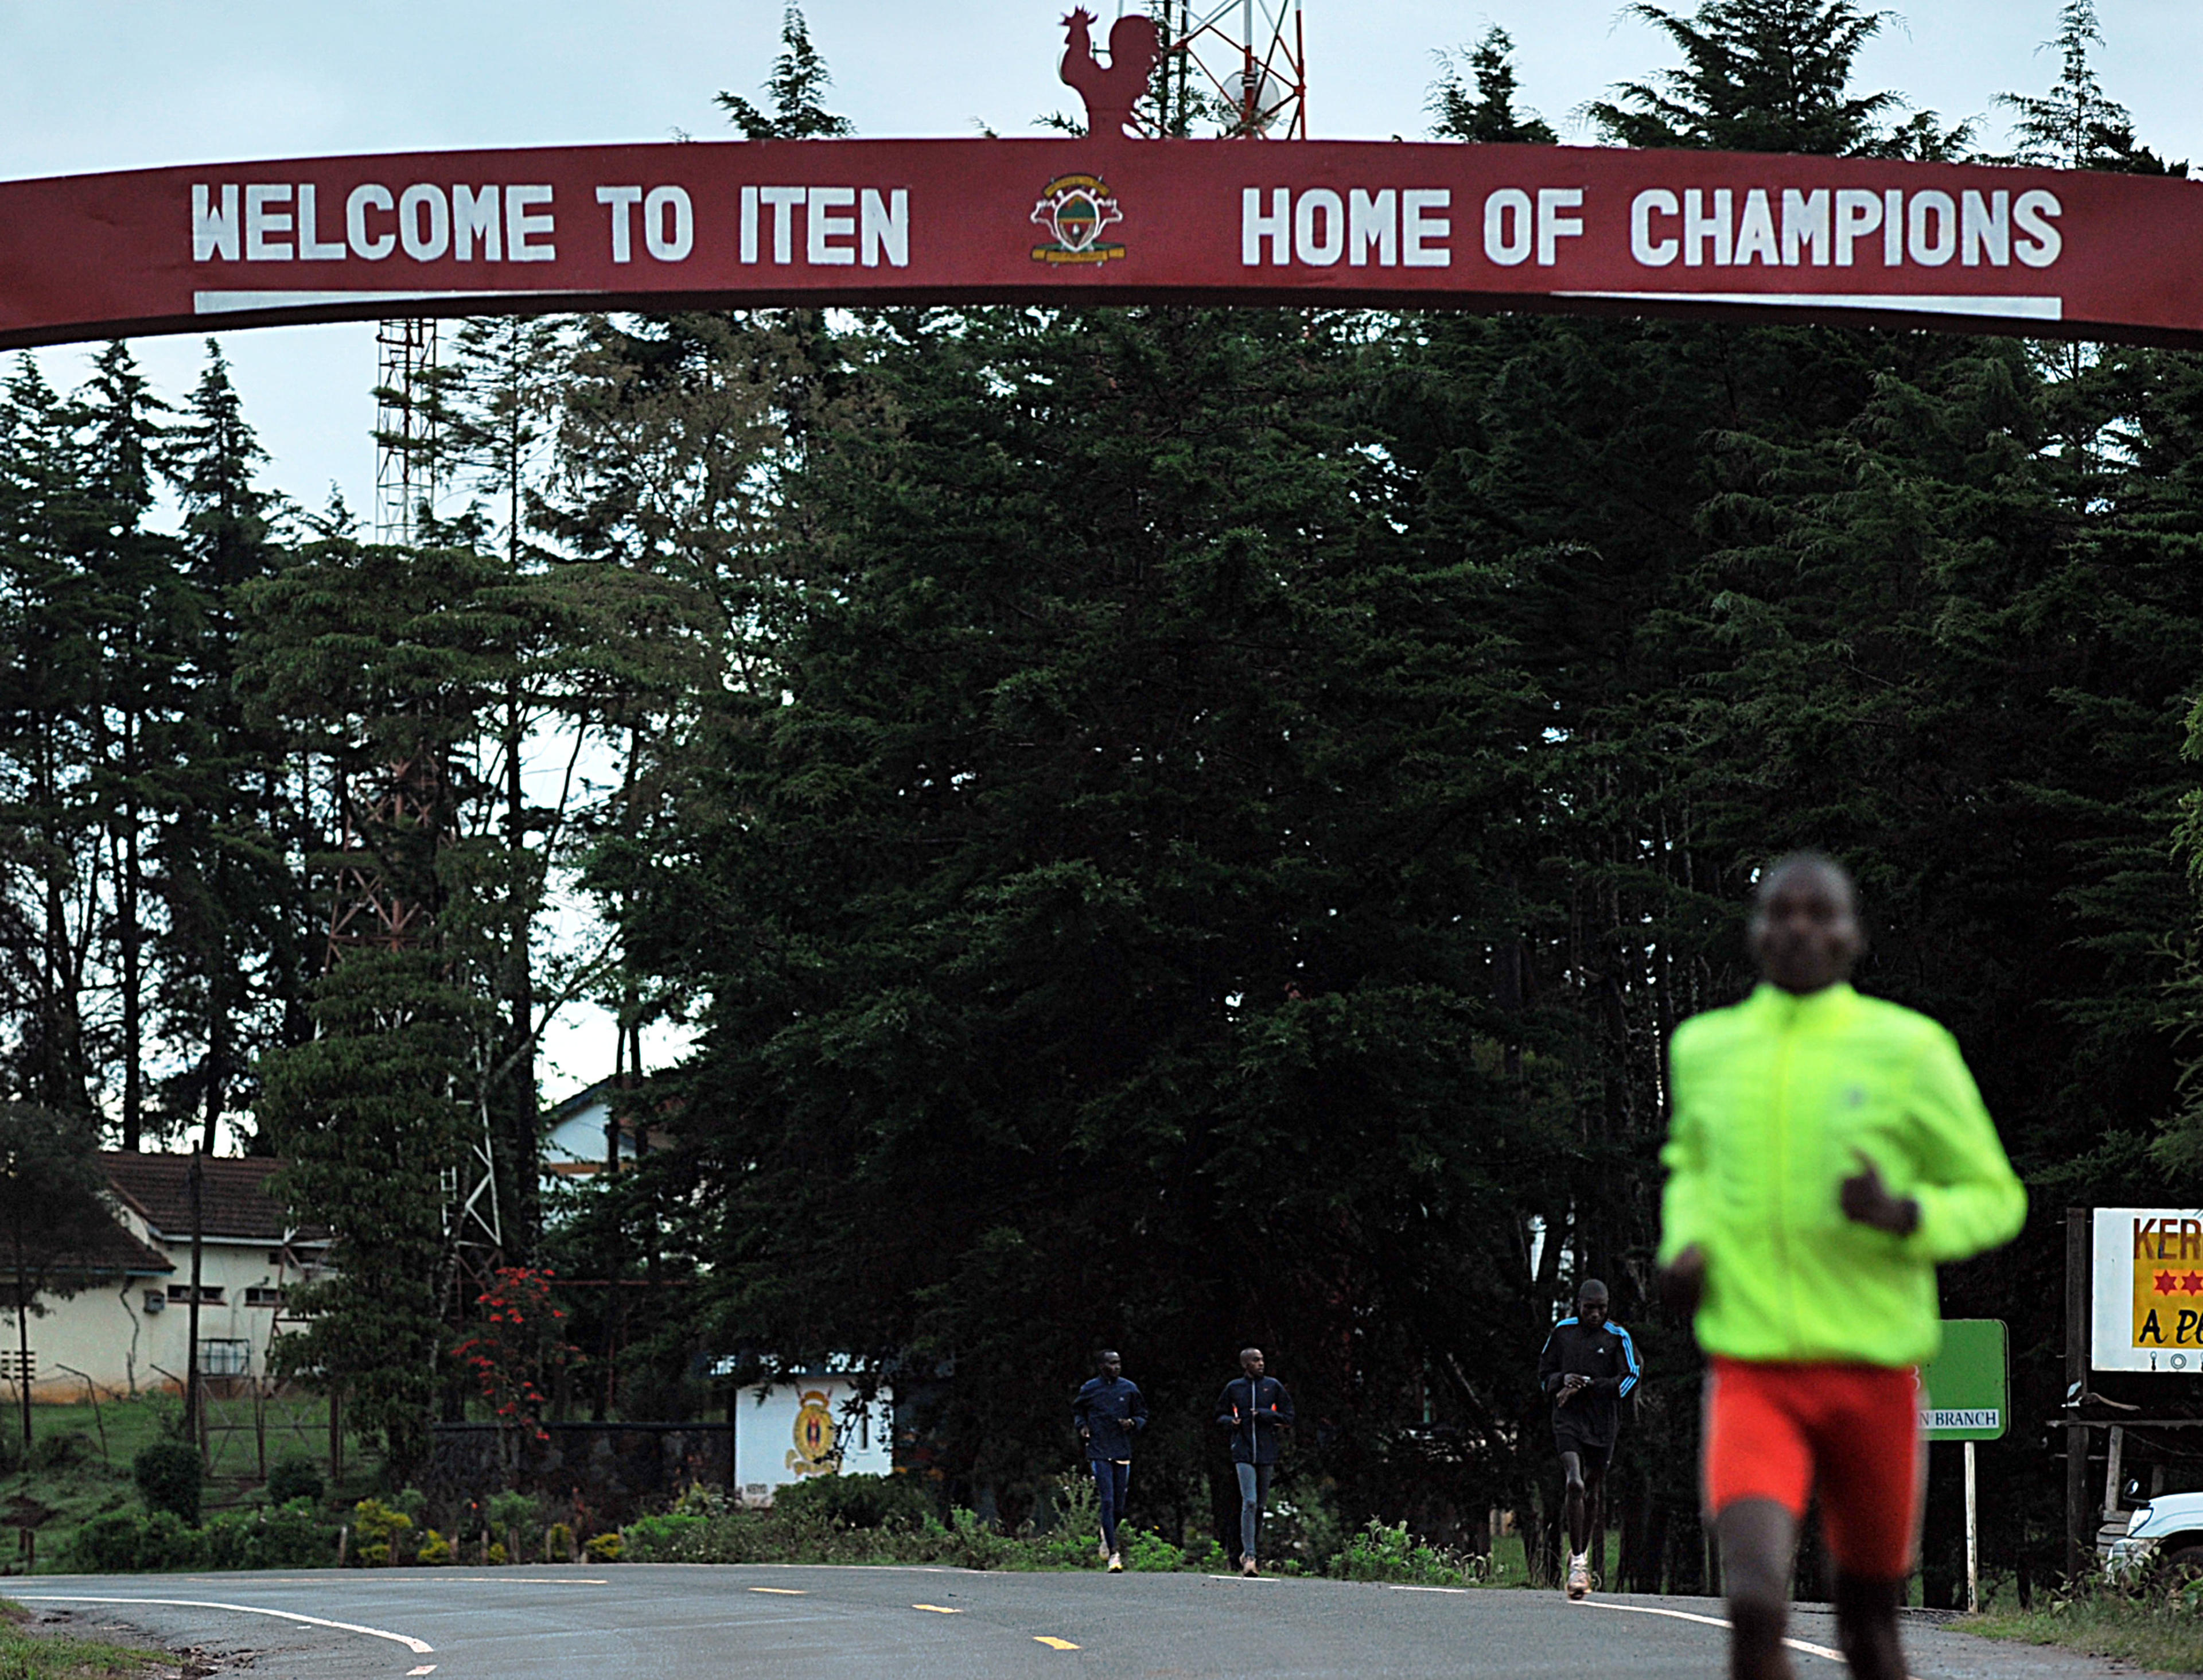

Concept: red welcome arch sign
[[3, 138, 2200, 349]]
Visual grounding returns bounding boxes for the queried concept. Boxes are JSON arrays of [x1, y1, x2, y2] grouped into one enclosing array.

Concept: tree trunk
[[501, 683, 538, 1258], [185, 1149, 204, 1444], [118, 769, 142, 1152], [13, 1225, 32, 1450]]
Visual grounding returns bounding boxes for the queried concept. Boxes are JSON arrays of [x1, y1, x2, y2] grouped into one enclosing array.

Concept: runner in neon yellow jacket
[[1660, 854, 2027, 1680], [1659, 975, 2028, 1369]]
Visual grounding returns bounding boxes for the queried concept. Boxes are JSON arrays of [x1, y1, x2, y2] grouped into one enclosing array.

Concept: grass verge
[[1968, 1590, 2203, 1674], [6, 1395, 372, 1572], [0, 1600, 162, 1678]]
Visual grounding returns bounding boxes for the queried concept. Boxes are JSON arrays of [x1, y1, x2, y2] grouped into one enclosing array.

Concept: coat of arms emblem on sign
[[1030, 174, 1126, 265], [786, 1388, 843, 1476]]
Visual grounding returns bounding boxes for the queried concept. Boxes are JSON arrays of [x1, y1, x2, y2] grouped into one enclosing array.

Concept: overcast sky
[[9, 0, 2197, 1095]]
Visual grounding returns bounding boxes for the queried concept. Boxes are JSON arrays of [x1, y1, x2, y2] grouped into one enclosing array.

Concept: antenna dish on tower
[[1153, 0, 1306, 139]]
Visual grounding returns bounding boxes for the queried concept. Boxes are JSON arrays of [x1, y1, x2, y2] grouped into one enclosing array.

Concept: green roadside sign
[[1919, 1318, 2008, 1441]]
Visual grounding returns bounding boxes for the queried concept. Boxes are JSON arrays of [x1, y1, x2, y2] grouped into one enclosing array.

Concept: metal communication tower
[[351, 320, 504, 1312], [324, 757, 443, 962], [373, 318, 438, 542], [1158, 0, 1307, 138]]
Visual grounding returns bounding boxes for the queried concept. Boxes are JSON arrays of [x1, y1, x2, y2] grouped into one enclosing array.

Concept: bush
[[624, 1512, 706, 1555], [134, 1441, 201, 1526], [940, 1507, 1018, 1570], [203, 1504, 339, 1570], [1034, 1473, 1102, 1569], [1184, 1535, 1229, 1573], [1124, 1527, 1186, 1571], [131, 1510, 207, 1572], [71, 1514, 148, 1574], [266, 1455, 325, 1506], [418, 1530, 454, 1565], [546, 1520, 574, 1561], [1330, 1518, 1466, 1586], [28, 1432, 87, 1472], [486, 1489, 540, 1557], [583, 1531, 624, 1562], [774, 1473, 934, 1531], [349, 1498, 412, 1566], [615, 1493, 1200, 1573], [72, 1501, 336, 1573]]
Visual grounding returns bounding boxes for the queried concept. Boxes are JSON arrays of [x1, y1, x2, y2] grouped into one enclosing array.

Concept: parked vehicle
[[2104, 1492, 2203, 1581]]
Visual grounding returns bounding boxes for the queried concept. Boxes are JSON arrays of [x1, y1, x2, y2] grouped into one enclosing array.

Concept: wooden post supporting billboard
[[2066, 1207, 2089, 1579]]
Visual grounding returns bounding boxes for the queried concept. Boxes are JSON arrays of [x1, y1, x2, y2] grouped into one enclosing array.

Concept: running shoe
[[1566, 1554, 1591, 1600], [1241, 1557, 1259, 1577], [1107, 1551, 1124, 1573]]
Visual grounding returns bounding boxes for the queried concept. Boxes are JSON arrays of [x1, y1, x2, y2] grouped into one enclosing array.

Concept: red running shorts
[[1703, 1356, 1921, 1581]]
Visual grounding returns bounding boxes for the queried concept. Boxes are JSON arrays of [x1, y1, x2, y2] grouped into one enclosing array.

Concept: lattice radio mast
[[373, 318, 438, 543], [1155, 0, 1307, 138], [346, 320, 503, 1310]]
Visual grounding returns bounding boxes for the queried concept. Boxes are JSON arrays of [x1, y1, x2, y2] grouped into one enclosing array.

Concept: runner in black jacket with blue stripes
[[1538, 1279, 1641, 1600]]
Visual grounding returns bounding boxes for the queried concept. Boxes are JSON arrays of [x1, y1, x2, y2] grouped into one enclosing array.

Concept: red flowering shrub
[[452, 1267, 577, 1444]]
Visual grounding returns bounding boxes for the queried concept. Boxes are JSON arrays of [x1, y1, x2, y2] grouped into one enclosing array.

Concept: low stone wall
[[425, 1422, 731, 1532]]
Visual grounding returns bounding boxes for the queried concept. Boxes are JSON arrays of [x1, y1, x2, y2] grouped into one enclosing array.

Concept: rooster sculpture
[[1060, 8, 1162, 139]]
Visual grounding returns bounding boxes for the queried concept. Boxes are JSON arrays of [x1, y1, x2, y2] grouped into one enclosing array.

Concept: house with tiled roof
[[6, 1152, 328, 1402]]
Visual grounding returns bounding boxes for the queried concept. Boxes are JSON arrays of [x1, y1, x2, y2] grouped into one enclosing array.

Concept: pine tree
[[1587, 0, 1899, 154], [1429, 28, 1556, 144], [69, 343, 188, 1149], [158, 343, 296, 1152], [597, 303, 1560, 1523], [244, 535, 516, 1467], [0, 355, 106, 1116], [2000, 1, 2186, 174], [717, 6, 855, 140]]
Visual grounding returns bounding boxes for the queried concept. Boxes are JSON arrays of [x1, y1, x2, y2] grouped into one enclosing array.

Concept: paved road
[[13, 1566, 2148, 1679]]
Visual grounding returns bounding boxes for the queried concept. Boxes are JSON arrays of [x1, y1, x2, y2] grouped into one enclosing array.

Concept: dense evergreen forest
[[11, 0, 2203, 1598]]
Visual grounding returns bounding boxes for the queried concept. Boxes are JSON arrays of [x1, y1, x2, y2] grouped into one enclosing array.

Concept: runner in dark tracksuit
[[1537, 1278, 1641, 1600], [1215, 1347, 1294, 1576], [1073, 1350, 1147, 1571]]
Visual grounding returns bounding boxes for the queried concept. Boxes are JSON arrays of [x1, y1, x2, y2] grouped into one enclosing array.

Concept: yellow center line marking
[[437, 1577, 609, 1585], [748, 1587, 808, 1595], [912, 1603, 964, 1613], [1034, 1635, 1081, 1650]]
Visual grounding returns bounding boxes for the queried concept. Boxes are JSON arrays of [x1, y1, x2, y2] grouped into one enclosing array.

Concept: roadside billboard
[[2093, 1208, 2203, 1372]]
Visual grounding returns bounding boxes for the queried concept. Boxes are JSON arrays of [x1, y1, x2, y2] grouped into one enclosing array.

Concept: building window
[[166, 1284, 224, 1305], [198, 1339, 250, 1376], [244, 1286, 285, 1309]]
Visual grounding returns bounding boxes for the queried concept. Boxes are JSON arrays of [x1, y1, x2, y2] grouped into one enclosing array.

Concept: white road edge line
[[1384, 1584, 1469, 1594], [1578, 1599, 1921, 1678], [407, 1667, 437, 1677], [17, 1597, 434, 1655]]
